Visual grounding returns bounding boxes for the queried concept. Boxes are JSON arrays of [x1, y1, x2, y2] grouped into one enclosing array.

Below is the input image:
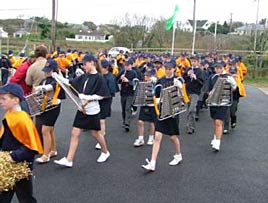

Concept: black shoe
[[187, 129, 194, 134], [125, 125, 130, 132], [195, 115, 199, 121]]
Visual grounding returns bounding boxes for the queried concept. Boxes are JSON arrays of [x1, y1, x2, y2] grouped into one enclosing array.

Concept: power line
[[0, 8, 49, 11]]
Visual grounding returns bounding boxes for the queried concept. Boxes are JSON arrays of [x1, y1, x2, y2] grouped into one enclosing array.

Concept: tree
[[259, 18, 267, 26], [208, 21, 231, 34], [109, 14, 154, 48], [38, 23, 50, 39], [150, 19, 168, 48], [82, 21, 97, 30]]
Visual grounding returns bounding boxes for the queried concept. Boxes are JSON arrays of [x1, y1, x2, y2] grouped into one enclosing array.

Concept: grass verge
[[244, 77, 268, 88]]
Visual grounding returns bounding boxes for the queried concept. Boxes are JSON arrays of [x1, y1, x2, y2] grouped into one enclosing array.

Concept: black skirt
[[138, 106, 156, 123], [99, 98, 113, 119], [40, 104, 61, 126], [73, 110, 101, 130], [155, 116, 180, 136], [210, 106, 228, 121]]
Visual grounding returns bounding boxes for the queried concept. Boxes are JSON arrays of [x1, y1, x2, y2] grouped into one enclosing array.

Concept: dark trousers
[[1, 69, 9, 85], [120, 95, 133, 126], [224, 100, 238, 130], [0, 176, 37, 203]]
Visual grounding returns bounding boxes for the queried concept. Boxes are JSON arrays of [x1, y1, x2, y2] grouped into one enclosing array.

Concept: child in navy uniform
[[0, 83, 43, 203], [34, 59, 65, 163], [142, 62, 183, 172], [116, 58, 138, 132], [53, 54, 111, 167], [95, 59, 118, 149], [133, 65, 157, 147], [208, 62, 236, 151]]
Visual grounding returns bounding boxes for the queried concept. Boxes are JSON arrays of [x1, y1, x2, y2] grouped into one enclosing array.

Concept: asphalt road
[[11, 85, 268, 203]]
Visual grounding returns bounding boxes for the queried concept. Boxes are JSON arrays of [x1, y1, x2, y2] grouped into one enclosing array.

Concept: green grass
[[244, 77, 268, 88]]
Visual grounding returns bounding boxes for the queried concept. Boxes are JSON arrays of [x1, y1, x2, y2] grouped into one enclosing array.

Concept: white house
[[234, 24, 268, 35], [177, 20, 212, 32], [0, 27, 8, 38], [66, 29, 112, 42], [13, 28, 30, 38]]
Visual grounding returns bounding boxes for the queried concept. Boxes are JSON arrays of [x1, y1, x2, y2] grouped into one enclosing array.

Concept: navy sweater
[[0, 119, 36, 170]]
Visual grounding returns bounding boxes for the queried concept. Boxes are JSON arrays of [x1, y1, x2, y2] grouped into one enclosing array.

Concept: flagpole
[[171, 22, 177, 55], [191, 0, 197, 55]]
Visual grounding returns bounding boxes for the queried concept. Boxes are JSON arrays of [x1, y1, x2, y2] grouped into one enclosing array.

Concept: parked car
[[108, 47, 131, 58]]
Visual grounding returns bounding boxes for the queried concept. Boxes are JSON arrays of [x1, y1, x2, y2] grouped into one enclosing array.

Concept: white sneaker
[[133, 139, 144, 147], [95, 143, 101, 150], [210, 135, 216, 146], [141, 159, 155, 171], [97, 151, 110, 163], [210, 138, 216, 146], [54, 157, 73, 167], [169, 154, 182, 166], [147, 137, 154, 145], [212, 140, 221, 151], [223, 129, 228, 134]]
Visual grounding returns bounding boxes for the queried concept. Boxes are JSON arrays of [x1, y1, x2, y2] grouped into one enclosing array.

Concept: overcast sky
[[0, 0, 267, 25]]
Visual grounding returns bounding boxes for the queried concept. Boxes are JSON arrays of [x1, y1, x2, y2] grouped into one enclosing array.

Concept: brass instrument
[[133, 78, 155, 106], [207, 77, 232, 106], [153, 83, 186, 121]]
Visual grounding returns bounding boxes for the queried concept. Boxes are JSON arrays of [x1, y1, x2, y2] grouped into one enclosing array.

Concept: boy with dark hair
[[0, 83, 43, 203]]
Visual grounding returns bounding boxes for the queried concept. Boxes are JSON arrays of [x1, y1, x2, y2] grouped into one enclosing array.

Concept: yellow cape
[[0, 111, 43, 154]]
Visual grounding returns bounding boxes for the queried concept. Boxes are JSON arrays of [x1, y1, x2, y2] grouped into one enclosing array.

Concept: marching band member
[[133, 65, 157, 147], [142, 62, 183, 172], [34, 59, 66, 163], [183, 55, 204, 134], [0, 83, 43, 202], [208, 62, 237, 151], [223, 60, 246, 133], [236, 56, 248, 82], [153, 58, 165, 79], [116, 58, 138, 132], [53, 54, 111, 167], [95, 59, 118, 149], [175, 52, 191, 77]]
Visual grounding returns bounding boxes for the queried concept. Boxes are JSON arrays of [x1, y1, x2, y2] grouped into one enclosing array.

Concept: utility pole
[[51, 0, 56, 52], [191, 0, 197, 55], [214, 21, 218, 49], [229, 13, 233, 33], [253, 0, 260, 78]]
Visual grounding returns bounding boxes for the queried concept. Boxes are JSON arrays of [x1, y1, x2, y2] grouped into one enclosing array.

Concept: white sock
[[150, 160, 156, 166], [148, 135, 154, 139], [138, 136, 144, 140]]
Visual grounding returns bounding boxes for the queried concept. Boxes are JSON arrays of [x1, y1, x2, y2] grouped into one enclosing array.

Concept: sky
[[0, 0, 267, 25]]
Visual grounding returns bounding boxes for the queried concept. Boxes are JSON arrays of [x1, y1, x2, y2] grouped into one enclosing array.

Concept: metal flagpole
[[191, 0, 197, 55], [214, 21, 218, 48], [171, 22, 177, 55]]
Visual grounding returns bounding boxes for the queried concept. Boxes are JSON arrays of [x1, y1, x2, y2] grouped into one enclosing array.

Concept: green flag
[[165, 5, 180, 31]]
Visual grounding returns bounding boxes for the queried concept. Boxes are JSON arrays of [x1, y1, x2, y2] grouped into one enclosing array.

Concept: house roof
[[14, 28, 29, 35], [188, 20, 208, 28], [76, 29, 105, 36], [235, 24, 267, 31], [0, 27, 8, 34]]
